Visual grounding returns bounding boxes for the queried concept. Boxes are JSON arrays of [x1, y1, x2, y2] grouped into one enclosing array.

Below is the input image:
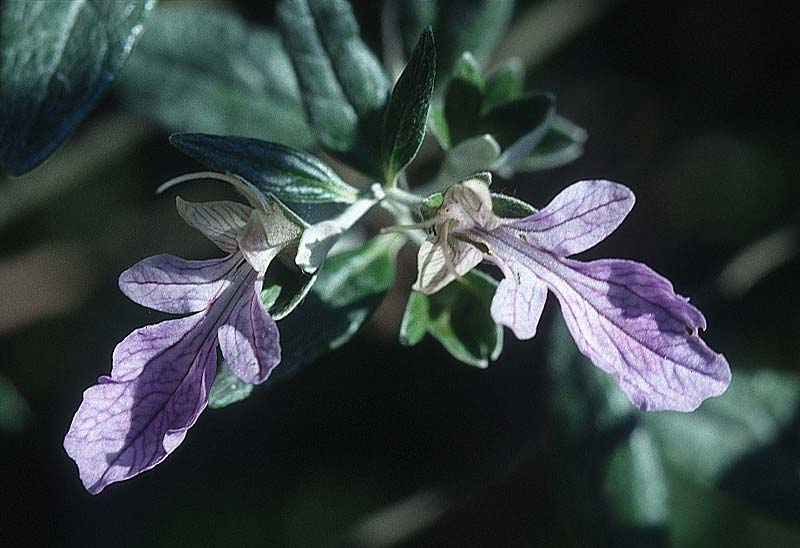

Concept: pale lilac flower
[[414, 178, 731, 411], [64, 188, 302, 494]]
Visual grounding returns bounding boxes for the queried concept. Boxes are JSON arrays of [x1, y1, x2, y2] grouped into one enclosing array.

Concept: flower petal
[[217, 278, 281, 384], [240, 206, 303, 273], [552, 258, 730, 411], [119, 254, 241, 314], [478, 227, 731, 411], [176, 197, 251, 253], [64, 313, 218, 494], [413, 236, 483, 295], [508, 180, 635, 257], [489, 262, 548, 340]]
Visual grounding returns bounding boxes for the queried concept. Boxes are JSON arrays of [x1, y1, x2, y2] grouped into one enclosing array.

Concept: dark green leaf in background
[[443, 52, 484, 146], [277, 0, 389, 173], [547, 315, 800, 546], [400, 269, 502, 368], [519, 115, 587, 172], [116, 5, 312, 150], [170, 133, 359, 204], [381, 27, 436, 185], [210, 236, 401, 406], [0, 373, 32, 432], [482, 58, 524, 112], [0, 0, 155, 175], [208, 364, 254, 409], [393, 0, 514, 83], [482, 93, 555, 174]]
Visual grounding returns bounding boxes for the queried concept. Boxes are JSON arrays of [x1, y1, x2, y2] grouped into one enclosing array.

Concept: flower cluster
[[413, 178, 731, 411], [64, 188, 302, 494], [64, 174, 731, 494]]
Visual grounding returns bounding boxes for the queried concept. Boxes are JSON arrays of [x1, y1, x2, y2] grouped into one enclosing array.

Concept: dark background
[[2, 1, 798, 546]]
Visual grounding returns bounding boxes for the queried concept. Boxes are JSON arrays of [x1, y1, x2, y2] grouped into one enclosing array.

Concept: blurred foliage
[[0, 0, 799, 547]]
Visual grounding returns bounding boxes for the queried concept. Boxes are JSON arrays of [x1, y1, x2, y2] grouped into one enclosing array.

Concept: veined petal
[[176, 197, 251, 253], [489, 262, 548, 340], [479, 228, 731, 411], [119, 254, 241, 314], [413, 235, 483, 295], [64, 312, 218, 494], [217, 277, 281, 384], [508, 180, 635, 257], [240, 207, 302, 273]]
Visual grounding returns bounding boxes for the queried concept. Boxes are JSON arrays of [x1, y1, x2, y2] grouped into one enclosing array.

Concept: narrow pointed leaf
[[381, 27, 436, 185], [117, 5, 312, 149], [170, 133, 359, 204], [0, 0, 156, 175]]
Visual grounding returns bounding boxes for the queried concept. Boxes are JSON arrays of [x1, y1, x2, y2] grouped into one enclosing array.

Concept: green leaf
[[381, 27, 436, 185], [395, 0, 514, 82], [518, 115, 587, 172], [169, 133, 359, 204], [547, 315, 800, 536], [490, 192, 537, 219], [116, 5, 312, 150], [400, 270, 502, 368], [277, 0, 389, 172], [444, 52, 484, 145], [0, 0, 155, 175], [0, 374, 32, 432], [431, 134, 500, 189], [482, 93, 556, 175], [268, 235, 401, 384], [483, 58, 524, 112], [427, 102, 451, 149], [208, 363, 254, 409]]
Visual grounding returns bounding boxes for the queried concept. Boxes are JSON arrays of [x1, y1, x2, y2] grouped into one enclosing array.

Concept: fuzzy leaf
[[170, 133, 359, 204], [400, 269, 502, 368], [490, 193, 538, 219], [394, 0, 514, 81], [519, 115, 587, 172], [208, 363, 254, 409], [444, 52, 484, 145], [482, 58, 524, 112], [277, 0, 389, 172], [116, 5, 311, 149], [0, 0, 155, 175], [381, 27, 436, 185]]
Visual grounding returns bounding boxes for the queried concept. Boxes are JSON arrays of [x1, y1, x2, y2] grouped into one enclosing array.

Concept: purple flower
[[64, 194, 302, 494], [414, 178, 731, 411]]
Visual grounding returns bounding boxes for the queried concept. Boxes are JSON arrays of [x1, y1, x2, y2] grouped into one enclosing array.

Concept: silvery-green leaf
[[381, 27, 436, 185], [208, 363, 254, 409], [170, 133, 359, 204], [444, 52, 484, 145], [490, 193, 537, 219], [518, 115, 587, 172], [427, 102, 451, 149], [267, 235, 401, 385], [117, 5, 311, 150], [277, 0, 389, 173], [400, 269, 502, 368], [394, 0, 514, 81], [431, 134, 500, 189], [482, 58, 524, 112], [0, 0, 155, 175], [484, 93, 555, 176]]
